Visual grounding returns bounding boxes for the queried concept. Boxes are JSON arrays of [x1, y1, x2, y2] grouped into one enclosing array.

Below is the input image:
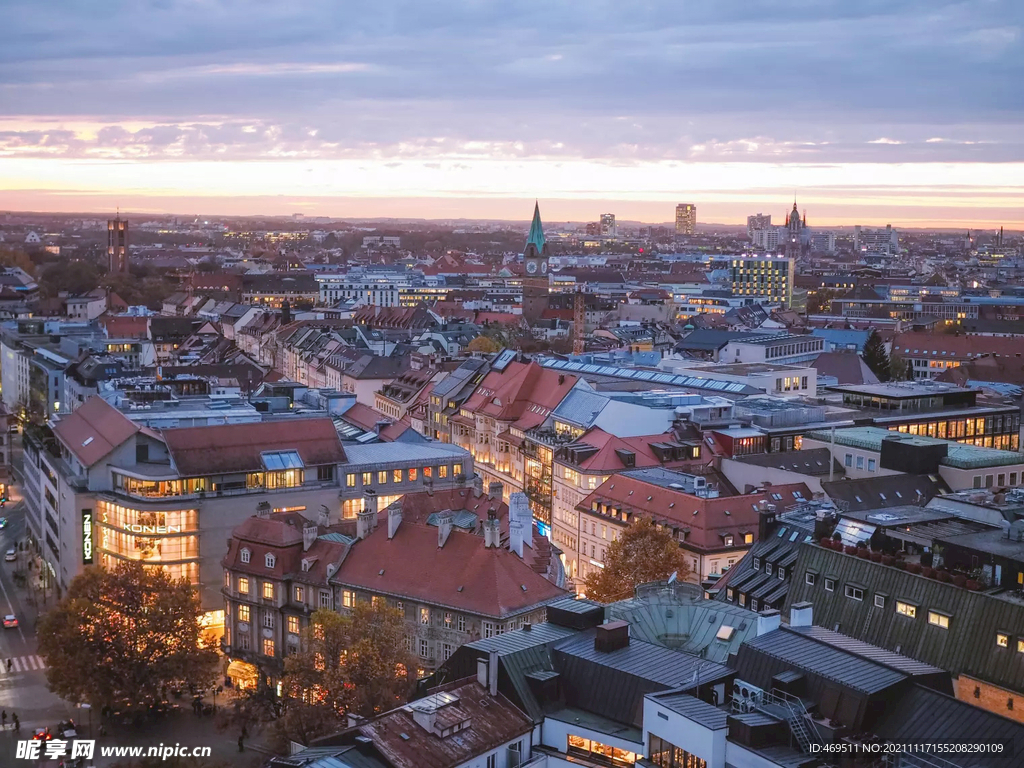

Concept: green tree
[[582, 518, 691, 603], [889, 353, 913, 381], [278, 603, 411, 746], [862, 330, 891, 382], [38, 561, 218, 711]]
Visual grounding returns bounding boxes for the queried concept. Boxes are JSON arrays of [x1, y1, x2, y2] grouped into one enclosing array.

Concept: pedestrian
[[5, 659, 10, 672], [1, 710, 5, 729], [11, 713, 18, 732], [237, 734, 244, 753], [241, 723, 248, 739]]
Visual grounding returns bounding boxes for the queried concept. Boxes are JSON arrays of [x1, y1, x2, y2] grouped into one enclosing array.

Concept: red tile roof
[[893, 331, 1024, 360], [99, 315, 149, 339], [223, 512, 350, 586], [52, 396, 140, 468], [163, 418, 346, 476], [334, 520, 565, 618], [461, 361, 577, 431], [567, 428, 699, 473]]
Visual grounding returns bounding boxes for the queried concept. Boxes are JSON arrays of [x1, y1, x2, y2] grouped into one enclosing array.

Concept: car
[[4, 548, 14, 562], [0, 517, 6, 528], [56, 719, 77, 738], [3, 614, 16, 629], [32, 727, 52, 741]]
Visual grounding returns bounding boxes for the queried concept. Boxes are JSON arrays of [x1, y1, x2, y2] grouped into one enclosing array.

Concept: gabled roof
[[461, 361, 577, 430], [822, 474, 950, 512], [163, 418, 346, 476], [812, 351, 880, 385], [52, 396, 140, 468], [332, 521, 565, 619]]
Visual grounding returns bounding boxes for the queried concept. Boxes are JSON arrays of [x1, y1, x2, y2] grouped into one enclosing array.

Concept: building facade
[[675, 204, 697, 235]]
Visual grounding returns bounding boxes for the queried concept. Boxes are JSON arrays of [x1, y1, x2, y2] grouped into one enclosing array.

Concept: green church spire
[[525, 200, 546, 254]]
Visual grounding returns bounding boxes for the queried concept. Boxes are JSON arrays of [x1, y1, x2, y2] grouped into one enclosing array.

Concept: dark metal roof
[[546, 596, 604, 615], [786, 625, 946, 678], [467, 622, 578, 655], [821, 473, 950, 512], [784, 542, 1024, 695], [738, 628, 907, 694], [648, 691, 729, 729]]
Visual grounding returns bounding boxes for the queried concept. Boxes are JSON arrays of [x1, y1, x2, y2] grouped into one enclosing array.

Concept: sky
[[1, 0, 1022, 227]]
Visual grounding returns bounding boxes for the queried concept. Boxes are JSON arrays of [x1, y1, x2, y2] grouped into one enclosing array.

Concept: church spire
[[526, 200, 546, 254]]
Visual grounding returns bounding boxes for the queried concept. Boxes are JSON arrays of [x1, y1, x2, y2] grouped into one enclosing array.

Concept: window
[[372, 595, 384, 608], [378, 470, 388, 484], [419, 639, 430, 658], [238, 577, 249, 595], [778, 567, 785, 580], [487, 755, 496, 768], [294, 586, 304, 603], [288, 616, 300, 635], [806, 572, 816, 586], [438, 464, 448, 478], [346, 473, 356, 488], [997, 632, 1009, 648], [442, 643, 453, 661], [409, 468, 418, 482], [457, 615, 466, 632], [240, 548, 251, 564], [224, 572, 230, 587], [317, 465, 334, 482], [1018, 639, 1024, 654], [420, 607, 430, 625], [453, 463, 462, 476], [263, 610, 275, 628], [724, 535, 734, 547], [753, 557, 760, 570], [393, 469, 402, 483], [896, 601, 917, 618], [928, 611, 950, 629], [263, 638, 275, 657], [845, 585, 864, 601], [743, 532, 753, 544], [824, 578, 835, 592], [483, 621, 495, 638], [265, 553, 276, 569], [874, 594, 886, 608], [262, 581, 274, 600], [856, 456, 864, 470], [362, 472, 372, 486], [844, 453, 853, 468], [444, 612, 453, 629], [319, 590, 332, 609], [343, 590, 355, 608], [765, 562, 772, 576], [867, 459, 876, 472], [238, 604, 250, 622]]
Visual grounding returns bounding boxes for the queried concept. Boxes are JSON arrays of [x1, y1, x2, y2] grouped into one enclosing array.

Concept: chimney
[[356, 508, 376, 540], [509, 493, 529, 558], [488, 650, 498, 696], [388, 504, 402, 539], [281, 300, 291, 325], [594, 620, 630, 652], [364, 489, 378, 516], [256, 501, 271, 519], [472, 473, 484, 497], [488, 481, 504, 500], [375, 420, 389, 435], [318, 504, 330, 528], [790, 601, 813, 628], [483, 509, 501, 548], [757, 609, 781, 636], [758, 507, 777, 542], [438, 511, 454, 548], [302, 522, 317, 552]]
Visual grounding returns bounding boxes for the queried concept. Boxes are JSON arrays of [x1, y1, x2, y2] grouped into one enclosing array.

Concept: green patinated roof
[[526, 201, 546, 253], [805, 425, 1024, 469]]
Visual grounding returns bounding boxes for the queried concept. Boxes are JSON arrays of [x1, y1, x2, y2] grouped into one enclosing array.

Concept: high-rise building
[[854, 224, 899, 255], [107, 216, 128, 274], [675, 204, 696, 235], [746, 213, 771, 239], [729, 255, 794, 308], [599, 213, 616, 237], [751, 228, 781, 251], [522, 202, 550, 323], [809, 231, 836, 254]]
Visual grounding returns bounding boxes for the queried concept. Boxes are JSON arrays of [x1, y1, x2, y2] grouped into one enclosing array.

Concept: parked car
[[4, 548, 15, 562]]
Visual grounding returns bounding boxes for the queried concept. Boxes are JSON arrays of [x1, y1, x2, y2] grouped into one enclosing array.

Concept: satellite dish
[[667, 571, 678, 584]]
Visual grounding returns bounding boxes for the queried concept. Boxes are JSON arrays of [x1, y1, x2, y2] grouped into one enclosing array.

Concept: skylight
[[261, 450, 304, 471]]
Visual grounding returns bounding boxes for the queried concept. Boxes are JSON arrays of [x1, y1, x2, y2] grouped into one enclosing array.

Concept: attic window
[[82, 436, 94, 447], [716, 625, 735, 642], [265, 553, 276, 569], [240, 548, 251, 564]]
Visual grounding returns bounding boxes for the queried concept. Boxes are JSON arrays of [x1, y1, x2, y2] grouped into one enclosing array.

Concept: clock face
[[541, 260, 548, 274], [526, 260, 538, 274]]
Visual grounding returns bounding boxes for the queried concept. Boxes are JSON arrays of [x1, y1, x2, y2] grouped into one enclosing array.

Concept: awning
[[226, 660, 258, 681]]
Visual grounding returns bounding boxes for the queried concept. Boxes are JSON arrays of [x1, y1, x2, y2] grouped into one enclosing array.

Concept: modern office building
[[746, 213, 771, 239], [599, 213, 616, 237], [729, 256, 795, 307], [675, 203, 697, 235], [854, 223, 899, 254], [107, 216, 128, 274]]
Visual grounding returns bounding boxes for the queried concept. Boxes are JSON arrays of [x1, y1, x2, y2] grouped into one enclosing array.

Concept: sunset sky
[[1, 0, 1022, 226]]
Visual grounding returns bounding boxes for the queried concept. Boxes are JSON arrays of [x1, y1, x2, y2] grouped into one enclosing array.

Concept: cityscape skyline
[[2, 0, 1023, 227]]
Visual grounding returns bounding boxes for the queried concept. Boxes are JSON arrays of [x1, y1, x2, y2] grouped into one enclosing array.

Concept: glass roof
[[261, 450, 304, 471]]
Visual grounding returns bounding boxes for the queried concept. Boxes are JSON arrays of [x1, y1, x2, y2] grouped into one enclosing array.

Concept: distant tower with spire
[[522, 202, 551, 324], [785, 199, 804, 259], [107, 211, 129, 274]]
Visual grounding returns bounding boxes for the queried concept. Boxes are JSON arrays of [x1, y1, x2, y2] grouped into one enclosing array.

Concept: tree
[[38, 561, 218, 711], [889, 353, 913, 381], [862, 330, 891, 382], [466, 335, 502, 354], [0, 245, 35, 275], [582, 517, 691, 603], [278, 603, 411, 745]]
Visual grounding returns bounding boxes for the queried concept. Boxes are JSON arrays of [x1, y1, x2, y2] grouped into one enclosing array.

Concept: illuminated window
[[928, 611, 950, 629], [394, 469, 402, 483], [346, 474, 356, 488], [238, 604, 250, 622], [294, 586, 304, 603], [444, 612, 453, 628], [263, 638, 275, 657], [262, 582, 274, 600], [362, 472, 372, 486], [409, 468, 418, 482], [997, 632, 1009, 648], [378, 471, 388, 484], [420, 607, 430, 625], [454, 463, 462, 476], [343, 590, 355, 608], [743, 533, 753, 544], [238, 577, 249, 595], [896, 601, 916, 618], [438, 465, 448, 478]]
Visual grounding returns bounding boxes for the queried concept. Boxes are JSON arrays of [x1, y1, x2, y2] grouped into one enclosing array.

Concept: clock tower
[[522, 201, 550, 324]]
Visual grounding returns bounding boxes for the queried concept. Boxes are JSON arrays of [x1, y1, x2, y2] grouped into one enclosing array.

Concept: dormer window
[[765, 563, 773, 576], [753, 557, 760, 570], [265, 553, 276, 569], [241, 548, 251, 564]]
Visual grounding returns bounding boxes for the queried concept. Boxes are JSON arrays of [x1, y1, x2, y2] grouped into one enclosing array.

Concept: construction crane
[[572, 288, 585, 356]]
